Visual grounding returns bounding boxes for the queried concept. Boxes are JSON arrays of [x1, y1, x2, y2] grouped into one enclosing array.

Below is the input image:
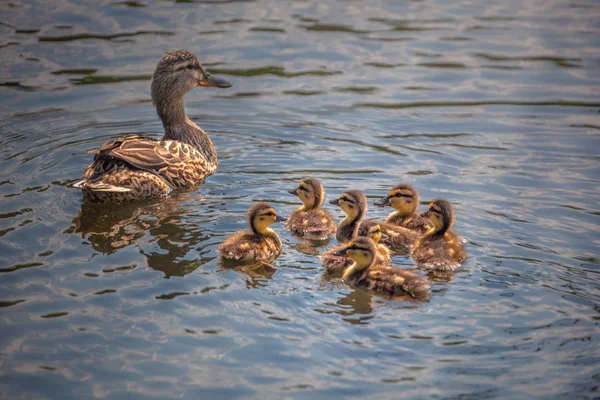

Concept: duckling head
[[357, 220, 383, 243], [421, 199, 454, 234], [151, 50, 231, 113], [333, 237, 377, 281], [288, 178, 325, 211], [374, 184, 419, 216], [248, 202, 286, 234], [329, 190, 368, 221]]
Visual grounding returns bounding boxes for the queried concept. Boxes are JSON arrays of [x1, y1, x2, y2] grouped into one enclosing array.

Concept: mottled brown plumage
[[329, 190, 368, 242], [286, 178, 335, 240], [320, 220, 390, 274], [412, 199, 467, 271], [380, 222, 420, 249], [374, 184, 432, 234], [218, 203, 285, 263], [74, 50, 232, 203], [336, 237, 430, 297]]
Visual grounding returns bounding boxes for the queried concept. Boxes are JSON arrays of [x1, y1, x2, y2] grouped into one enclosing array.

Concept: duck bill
[[275, 215, 287, 222], [198, 74, 231, 88], [329, 198, 340, 206], [333, 247, 348, 256], [421, 209, 431, 218], [288, 189, 298, 196], [374, 196, 390, 208]]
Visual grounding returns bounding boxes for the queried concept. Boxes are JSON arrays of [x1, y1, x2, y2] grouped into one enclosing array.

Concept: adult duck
[[74, 50, 231, 202]]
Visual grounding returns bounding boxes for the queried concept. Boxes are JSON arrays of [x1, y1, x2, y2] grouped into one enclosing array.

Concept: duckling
[[357, 220, 392, 264], [286, 178, 336, 240], [74, 50, 232, 203], [412, 199, 467, 270], [329, 190, 368, 242], [218, 202, 286, 263], [320, 220, 390, 274], [374, 184, 432, 234], [335, 237, 430, 297]]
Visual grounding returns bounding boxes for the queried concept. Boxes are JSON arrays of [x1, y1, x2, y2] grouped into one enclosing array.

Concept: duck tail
[[72, 180, 131, 192]]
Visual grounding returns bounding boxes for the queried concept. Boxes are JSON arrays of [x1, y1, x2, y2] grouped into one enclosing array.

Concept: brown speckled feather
[[385, 211, 432, 234], [76, 135, 215, 202], [381, 223, 420, 248], [412, 231, 466, 271], [286, 209, 336, 240], [79, 159, 171, 203], [217, 232, 281, 263], [347, 260, 431, 296]]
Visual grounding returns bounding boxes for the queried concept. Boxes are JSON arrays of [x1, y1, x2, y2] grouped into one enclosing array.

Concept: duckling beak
[[329, 198, 340, 206], [333, 247, 348, 256], [198, 74, 232, 88], [288, 189, 298, 196], [421, 209, 431, 218], [374, 196, 390, 208], [275, 215, 286, 222]]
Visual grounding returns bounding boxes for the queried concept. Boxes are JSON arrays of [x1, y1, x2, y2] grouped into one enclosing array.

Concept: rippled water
[[1, 0, 599, 398]]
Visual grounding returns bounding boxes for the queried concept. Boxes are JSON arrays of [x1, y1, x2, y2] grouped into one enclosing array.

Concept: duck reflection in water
[[71, 193, 215, 277], [321, 273, 428, 321], [217, 260, 277, 282]]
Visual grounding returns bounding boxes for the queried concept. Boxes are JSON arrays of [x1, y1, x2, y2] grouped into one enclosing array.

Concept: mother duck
[[74, 50, 231, 202]]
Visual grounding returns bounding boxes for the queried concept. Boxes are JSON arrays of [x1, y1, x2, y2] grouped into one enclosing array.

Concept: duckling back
[[286, 209, 335, 240], [380, 223, 420, 249], [386, 213, 432, 234], [350, 262, 431, 296], [412, 231, 466, 270], [218, 232, 282, 263]]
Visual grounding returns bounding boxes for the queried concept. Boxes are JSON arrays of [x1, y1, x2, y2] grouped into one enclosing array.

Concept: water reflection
[[321, 271, 430, 321], [72, 194, 213, 277], [1, 0, 599, 397], [217, 261, 276, 279], [289, 237, 330, 257]]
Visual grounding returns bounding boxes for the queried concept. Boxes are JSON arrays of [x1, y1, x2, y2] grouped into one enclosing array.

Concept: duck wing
[[89, 135, 204, 172]]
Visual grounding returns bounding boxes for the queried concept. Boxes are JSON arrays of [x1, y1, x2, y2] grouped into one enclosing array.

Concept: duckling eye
[[298, 186, 308, 192]]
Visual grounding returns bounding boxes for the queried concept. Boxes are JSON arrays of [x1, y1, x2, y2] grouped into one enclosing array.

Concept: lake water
[[1, 0, 599, 398]]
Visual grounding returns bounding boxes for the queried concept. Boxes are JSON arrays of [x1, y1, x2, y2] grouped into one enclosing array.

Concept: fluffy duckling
[[218, 202, 286, 263], [374, 184, 432, 234], [329, 190, 368, 242], [412, 199, 467, 270], [335, 237, 430, 297], [320, 220, 390, 274], [286, 178, 336, 240]]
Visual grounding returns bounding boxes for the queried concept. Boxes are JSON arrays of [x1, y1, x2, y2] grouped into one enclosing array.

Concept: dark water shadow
[[71, 194, 212, 277]]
